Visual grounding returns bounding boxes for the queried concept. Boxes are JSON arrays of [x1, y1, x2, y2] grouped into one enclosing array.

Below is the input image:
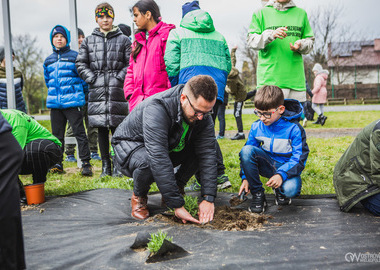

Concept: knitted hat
[[118, 24, 131, 37], [78, 28, 85, 37], [312, 63, 323, 73], [182, 1, 200, 18], [52, 26, 68, 41], [0, 46, 15, 63]]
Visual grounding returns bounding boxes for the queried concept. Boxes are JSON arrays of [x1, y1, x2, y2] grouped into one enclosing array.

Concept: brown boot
[[131, 193, 149, 220]]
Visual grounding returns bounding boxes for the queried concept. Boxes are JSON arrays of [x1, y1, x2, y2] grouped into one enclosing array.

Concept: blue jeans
[[240, 145, 302, 197], [361, 193, 380, 216]]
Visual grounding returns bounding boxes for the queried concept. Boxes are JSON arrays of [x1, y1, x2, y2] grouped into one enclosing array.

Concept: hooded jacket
[[43, 25, 88, 109], [76, 26, 131, 128], [112, 84, 217, 209], [164, 9, 231, 103], [247, 0, 314, 91], [241, 99, 309, 181], [333, 120, 380, 212], [0, 109, 61, 148], [124, 21, 175, 112], [0, 67, 26, 112], [226, 47, 247, 102], [312, 72, 328, 104]]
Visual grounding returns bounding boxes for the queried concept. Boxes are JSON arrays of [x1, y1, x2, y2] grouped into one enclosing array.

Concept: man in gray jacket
[[112, 75, 218, 224]]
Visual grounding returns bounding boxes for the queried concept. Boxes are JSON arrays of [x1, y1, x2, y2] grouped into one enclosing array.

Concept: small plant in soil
[[168, 195, 199, 217], [183, 195, 199, 217], [147, 230, 173, 254]]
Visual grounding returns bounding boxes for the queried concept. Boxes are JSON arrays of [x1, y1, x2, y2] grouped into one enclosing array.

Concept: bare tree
[[12, 34, 45, 114], [306, 3, 367, 85]]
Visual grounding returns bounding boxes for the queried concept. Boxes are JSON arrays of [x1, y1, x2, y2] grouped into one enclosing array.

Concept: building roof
[[328, 39, 380, 67], [330, 40, 374, 57]]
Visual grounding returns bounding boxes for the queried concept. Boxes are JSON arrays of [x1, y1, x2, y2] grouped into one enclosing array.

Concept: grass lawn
[[21, 111, 380, 197]]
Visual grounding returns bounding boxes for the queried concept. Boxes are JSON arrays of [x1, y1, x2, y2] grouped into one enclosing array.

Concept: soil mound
[[152, 206, 272, 231]]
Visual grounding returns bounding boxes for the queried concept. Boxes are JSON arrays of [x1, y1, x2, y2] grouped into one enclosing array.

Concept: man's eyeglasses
[[186, 95, 213, 117], [253, 107, 280, 119]]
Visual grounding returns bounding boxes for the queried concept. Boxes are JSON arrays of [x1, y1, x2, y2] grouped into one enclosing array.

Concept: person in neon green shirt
[[247, 0, 314, 102], [0, 109, 62, 185]]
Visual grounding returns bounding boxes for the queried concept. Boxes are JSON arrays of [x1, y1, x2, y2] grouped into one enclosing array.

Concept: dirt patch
[[21, 205, 45, 213], [151, 206, 272, 231]]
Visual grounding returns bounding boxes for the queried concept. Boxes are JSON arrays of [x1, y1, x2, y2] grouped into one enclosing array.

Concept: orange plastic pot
[[24, 183, 45, 205]]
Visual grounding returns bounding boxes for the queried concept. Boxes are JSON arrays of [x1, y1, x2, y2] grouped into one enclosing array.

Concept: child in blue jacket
[[43, 25, 92, 176], [239, 85, 309, 213]]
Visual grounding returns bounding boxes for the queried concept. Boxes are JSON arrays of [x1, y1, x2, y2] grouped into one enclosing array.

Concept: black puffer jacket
[[112, 85, 217, 209], [76, 27, 131, 128]]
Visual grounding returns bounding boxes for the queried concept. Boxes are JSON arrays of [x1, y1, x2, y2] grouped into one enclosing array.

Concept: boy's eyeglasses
[[186, 95, 213, 117], [254, 107, 280, 119]]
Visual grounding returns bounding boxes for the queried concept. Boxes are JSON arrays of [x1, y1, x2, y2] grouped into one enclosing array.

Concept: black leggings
[[20, 139, 62, 183], [98, 127, 116, 160]]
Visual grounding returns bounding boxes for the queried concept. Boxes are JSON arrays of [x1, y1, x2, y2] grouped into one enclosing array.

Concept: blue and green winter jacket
[[164, 9, 231, 102], [43, 25, 87, 109], [241, 99, 309, 182]]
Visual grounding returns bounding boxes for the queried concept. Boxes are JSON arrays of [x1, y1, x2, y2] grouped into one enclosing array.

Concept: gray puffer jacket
[[76, 27, 131, 128], [112, 85, 217, 209]]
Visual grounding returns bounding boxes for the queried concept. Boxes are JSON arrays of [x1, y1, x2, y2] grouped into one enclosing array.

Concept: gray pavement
[[32, 104, 380, 120], [226, 104, 380, 114]]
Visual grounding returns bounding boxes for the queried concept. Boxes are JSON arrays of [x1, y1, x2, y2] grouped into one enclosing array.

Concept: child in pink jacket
[[124, 0, 175, 111], [311, 63, 329, 126]]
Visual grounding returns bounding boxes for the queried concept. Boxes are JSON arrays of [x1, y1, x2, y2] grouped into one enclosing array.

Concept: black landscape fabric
[[21, 189, 380, 269]]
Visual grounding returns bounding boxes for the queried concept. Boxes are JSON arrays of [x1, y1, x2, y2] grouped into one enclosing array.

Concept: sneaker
[[248, 190, 267, 213], [81, 161, 93, 177], [65, 155, 77, 162], [185, 180, 201, 192], [217, 174, 232, 189], [49, 164, 64, 174], [302, 118, 307, 128], [91, 152, 101, 161], [231, 133, 245, 140], [274, 188, 291, 205], [216, 135, 224, 140]]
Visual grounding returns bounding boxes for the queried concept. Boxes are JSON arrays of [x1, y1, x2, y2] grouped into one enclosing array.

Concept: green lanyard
[[171, 121, 189, 152]]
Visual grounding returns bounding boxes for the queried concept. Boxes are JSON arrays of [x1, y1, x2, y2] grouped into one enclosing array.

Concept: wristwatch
[[203, 195, 215, 203]]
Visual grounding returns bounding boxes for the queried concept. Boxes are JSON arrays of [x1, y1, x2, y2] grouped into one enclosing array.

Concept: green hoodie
[[333, 119, 380, 212], [180, 9, 215, 33], [0, 109, 61, 148]]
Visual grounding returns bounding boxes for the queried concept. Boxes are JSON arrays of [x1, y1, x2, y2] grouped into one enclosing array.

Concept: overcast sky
[[1, 0, 380, 68]]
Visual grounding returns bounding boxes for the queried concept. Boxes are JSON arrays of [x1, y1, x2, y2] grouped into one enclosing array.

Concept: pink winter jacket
[[312, 72, 328, 104], [124, 21, 175, 111]]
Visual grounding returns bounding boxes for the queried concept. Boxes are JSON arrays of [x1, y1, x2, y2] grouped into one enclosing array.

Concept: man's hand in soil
[[266, 174, 283, 189], [239, 179, 250, 195], [175, 206, 200, 224], [198, 200, 214, 224]]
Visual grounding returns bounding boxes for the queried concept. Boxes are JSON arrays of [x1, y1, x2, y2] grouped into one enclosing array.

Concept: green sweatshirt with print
[[0, 109, 61, 148], [248, 6, 314, 91]]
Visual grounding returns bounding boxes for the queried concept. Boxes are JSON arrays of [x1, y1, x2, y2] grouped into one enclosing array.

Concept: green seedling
[[183, 195, 199, 217], [168, 195, 199, 217], [147, 230, 173, 254]]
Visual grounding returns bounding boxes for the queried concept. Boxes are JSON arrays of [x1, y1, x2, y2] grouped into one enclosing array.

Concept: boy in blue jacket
[[239, 85, 309, 213], [43, 25, 92, 176]]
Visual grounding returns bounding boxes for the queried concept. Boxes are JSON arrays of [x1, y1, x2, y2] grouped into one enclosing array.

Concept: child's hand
[[290, 40, 301, 51], [239, 179, 250, 195], [272, 27, 287, 39], [266, 174, 283, 189]]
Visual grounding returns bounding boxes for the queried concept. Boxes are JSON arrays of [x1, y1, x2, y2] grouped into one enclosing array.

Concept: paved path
[[225, 104, 380, 114], [33, 104, 380, 120]]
